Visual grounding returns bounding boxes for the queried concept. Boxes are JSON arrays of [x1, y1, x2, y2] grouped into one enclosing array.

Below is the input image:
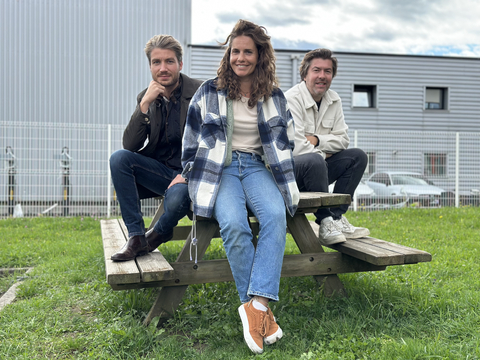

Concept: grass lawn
[[0, 207, 479, 359]]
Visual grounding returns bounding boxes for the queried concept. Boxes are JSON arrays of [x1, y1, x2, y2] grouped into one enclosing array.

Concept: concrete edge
[[0, 268, 34, 311]]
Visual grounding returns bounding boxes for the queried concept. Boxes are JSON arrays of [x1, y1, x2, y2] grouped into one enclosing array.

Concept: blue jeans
[[212, 151, 286, 303], [294, 148, 368, 222], [109, 149, 190, 237]]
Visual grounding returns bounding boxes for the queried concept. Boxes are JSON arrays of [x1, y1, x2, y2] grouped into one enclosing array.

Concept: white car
[[365, 171, 445, 207], [328, 181, 375, 207], [328, 181, 375, 197]]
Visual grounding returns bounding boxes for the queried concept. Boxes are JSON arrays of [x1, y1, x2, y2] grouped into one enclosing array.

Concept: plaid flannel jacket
[[181, 78, 299, 218]]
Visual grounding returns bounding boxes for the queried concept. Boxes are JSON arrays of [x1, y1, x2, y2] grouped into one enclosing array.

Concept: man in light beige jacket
[[286, 48, 369, 245]]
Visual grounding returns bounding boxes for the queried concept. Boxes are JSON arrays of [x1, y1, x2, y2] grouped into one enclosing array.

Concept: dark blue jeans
[[294, 149, 368, 222], [109, 149, 190, 237]]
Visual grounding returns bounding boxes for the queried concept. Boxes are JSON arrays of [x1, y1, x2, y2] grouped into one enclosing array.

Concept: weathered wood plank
[[110, 252, 386, 290], [308, 220, 432, 266], [329, 239, 405, 266], [298, 192, 351, 209], [137, 252, 175, 282], [339, 237, 432, 264], [117, 219, 175, 282], [100, 219, 140, 285], [147, 191, 350, 240]]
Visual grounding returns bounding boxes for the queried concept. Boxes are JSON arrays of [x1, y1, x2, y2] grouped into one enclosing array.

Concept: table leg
[[286, 214, 347, 297], [143, 220, 220, 326]]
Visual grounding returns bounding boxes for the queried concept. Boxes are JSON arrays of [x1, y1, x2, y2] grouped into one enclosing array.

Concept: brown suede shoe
[[145, 228, 173, 252], [238, 300, 268, 354], [264, 307, 283, 345], [111, 235, 148, 261]]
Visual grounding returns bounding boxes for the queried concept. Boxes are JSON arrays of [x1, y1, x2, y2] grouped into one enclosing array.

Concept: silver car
[[365, 171, 445, 207]]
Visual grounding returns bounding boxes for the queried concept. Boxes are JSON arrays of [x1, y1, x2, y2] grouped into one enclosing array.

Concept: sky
[[192, 0, 480, 57]]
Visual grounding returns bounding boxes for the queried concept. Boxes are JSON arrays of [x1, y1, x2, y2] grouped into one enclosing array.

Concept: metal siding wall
[[1, 0, 192, 127], [190, 46, 223, 81], [275, 55, 294, 91], [326, 53, 480, 132], [1, 0, 191, 210], [192, 47, 480, 133]]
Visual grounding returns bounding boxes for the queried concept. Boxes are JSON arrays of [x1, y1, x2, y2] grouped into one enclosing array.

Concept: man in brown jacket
[[110, 35, 202, 261]]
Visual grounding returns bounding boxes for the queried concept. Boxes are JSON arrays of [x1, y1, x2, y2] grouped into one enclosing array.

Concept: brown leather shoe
[[146, 228, 173, 252], [111, 235, 148, 261]]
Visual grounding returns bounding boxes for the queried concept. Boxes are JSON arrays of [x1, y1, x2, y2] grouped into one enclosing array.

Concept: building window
[[424, 153, 447, 176], [425, 87, 447, 110], [365, 151, 376, 175], [353, 85, 376, 108]]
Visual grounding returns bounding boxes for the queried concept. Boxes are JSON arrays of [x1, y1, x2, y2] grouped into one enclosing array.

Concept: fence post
[[107, 124, 112, 218], [353, 130, 358, 211], [455, 132, 460, 208], [290, 55, 300, 87], [60, 147, 71, 216], [5, 147, 16, 216]]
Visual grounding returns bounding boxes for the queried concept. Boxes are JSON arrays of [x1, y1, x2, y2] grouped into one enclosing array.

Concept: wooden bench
[[100, 192, 431, 326]]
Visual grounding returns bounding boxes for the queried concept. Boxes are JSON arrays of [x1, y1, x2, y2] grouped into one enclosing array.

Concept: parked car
[[365, 171, 445, 207], [440, 188, 480, 207]]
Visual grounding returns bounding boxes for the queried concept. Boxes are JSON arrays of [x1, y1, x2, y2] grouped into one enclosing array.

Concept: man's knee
[[295, 153, 327, 175], [349, 148, 368, 170], [109, 149, 134, 171]]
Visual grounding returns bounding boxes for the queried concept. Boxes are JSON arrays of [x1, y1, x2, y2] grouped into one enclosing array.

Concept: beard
[[155, 71, 180, 89]]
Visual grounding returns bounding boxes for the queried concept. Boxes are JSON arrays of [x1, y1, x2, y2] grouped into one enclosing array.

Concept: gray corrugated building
[[1, 1, 479, 216], [190, 46, 480, 132]]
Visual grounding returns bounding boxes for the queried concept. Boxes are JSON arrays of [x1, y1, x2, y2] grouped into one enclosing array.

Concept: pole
[[455, 133, 459, 208], [6, 147, 16, 216], [353, 131, 358, 212], [60, 147, 71, 216]]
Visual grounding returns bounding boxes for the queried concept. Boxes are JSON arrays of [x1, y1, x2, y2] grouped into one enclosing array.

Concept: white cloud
[[192, 0, 480, 57]]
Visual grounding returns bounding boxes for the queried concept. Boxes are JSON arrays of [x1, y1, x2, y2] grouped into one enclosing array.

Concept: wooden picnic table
[[101, 192, 431, 326]]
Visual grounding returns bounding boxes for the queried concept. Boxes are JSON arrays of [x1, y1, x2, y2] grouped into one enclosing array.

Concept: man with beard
[[286, 48, 369, 245], [110, 35, 202, 261]]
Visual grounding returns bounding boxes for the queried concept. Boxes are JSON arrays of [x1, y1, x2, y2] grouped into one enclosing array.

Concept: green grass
[[0, 208, 479, 359]]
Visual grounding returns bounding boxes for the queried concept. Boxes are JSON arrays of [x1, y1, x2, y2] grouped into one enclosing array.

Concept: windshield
[[391, 175, 429, 186]]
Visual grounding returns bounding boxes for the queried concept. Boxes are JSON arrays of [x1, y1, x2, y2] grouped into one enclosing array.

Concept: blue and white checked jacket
[[181, 78, 300, 218]]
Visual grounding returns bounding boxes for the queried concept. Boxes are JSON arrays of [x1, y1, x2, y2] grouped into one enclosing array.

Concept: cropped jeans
[[109, 149, 190, 238], [212, 151, 287, 303]]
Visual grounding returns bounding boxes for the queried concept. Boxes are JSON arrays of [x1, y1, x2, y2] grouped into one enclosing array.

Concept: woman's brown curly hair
[[216, 19, 279, 108]]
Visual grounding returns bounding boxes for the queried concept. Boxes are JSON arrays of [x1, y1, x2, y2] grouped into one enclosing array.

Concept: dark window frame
[[425, 87, 448, 110], [364, 151, 376, 175], [353, 84, 377, 108], [424, 152, 447, 176]]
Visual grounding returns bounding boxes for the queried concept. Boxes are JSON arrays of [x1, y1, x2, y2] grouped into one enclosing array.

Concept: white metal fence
[[1, 121, 479, 218]]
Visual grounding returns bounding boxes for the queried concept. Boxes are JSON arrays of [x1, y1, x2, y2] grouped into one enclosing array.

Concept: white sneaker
[[318, 217, 346, 245], [335, 216, 370, 239]]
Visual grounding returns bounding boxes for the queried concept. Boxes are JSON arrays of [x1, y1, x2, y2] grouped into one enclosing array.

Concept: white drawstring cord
[[189, 212, 198, 264]]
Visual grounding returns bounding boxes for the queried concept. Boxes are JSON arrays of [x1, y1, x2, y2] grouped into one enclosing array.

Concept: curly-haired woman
[[181, 19, 299, 354]]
